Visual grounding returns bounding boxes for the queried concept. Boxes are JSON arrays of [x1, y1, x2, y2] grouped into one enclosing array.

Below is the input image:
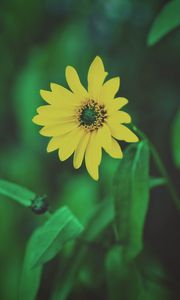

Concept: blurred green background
[[0, 0, 180, 299]]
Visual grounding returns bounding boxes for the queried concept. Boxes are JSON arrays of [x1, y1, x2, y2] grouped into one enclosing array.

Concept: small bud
[[31, 195, 49, 215]]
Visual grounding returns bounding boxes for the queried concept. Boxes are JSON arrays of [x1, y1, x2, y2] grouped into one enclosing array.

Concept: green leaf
[[105, 246, 142, 300], [114, 140, 150, 260], [171, 108, 180, 168], [20, 206, 83, 300], [28, 206, 83, 268], [148, 0, 180, 46], [19, 236, 42, 300], [52, 198, 114, 300], [149, 177, 166, 189], [105, 247, 174, 300], [0, 179, 35, 207], [137, 250, 175, 300], [84, 197, 114, 242], [61, 174, 98, 225]]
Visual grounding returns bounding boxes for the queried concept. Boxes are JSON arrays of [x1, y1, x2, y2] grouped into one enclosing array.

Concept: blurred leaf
[[100, 153, 120, 196], [14, 52, 46, 149], [78, 249, 105, 289], [5, 258, 21, 300], [84, 197, 114, 242], [171, 108, 180, 168], [19, 234, 43, 300], [61, 174, 98, 225], [20, 206, 83, 300], [0, 147, 44, 192], [0, 179, 35, 207], [105, 246, 142, 300], [2, 0, 44, 52], [137, 250, 175, 300], [106, 247, 174, 300], [0, 199, 15, 255], [28, 206, 83, 268], [0, 199, 20, 300], [52, 198, 114, 300], [114, 140, 150, 260], [149, 177, 167, 189], [148, 0, 180, 46]]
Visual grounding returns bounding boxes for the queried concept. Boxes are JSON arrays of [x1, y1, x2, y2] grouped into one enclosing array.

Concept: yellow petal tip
[[65, 65, 73, 75], [39, 89, 45, 96], [91, 174, 99, 181], [32, 116, 36, 123], [50, 82, 56, 91], [131, 135, 139, 143], [32, 115, 39, 125]]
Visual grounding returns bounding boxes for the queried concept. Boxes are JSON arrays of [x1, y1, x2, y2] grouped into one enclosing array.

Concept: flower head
[[32, 56, 139, 180]]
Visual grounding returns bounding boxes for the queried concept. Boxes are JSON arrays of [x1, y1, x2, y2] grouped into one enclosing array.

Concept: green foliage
[[14, 53, 46, 149], [60, 174, 98, 225], [149, 177, 166, 189], [0, 0, 180, 299], [84, 197, 114, 242], [148, 0, 180, 45], [19, 238, 42, 300], [137, 251, 175, 300], [113, 140, 150, 260], [0, 179, 35, 207], [28, 206, 83, 268], [20, 206, 83, 300], [105, 246, 142, 300], [105, 246, 174, 300], [52, 198, 114, 300], [171, 108, 180, 168]]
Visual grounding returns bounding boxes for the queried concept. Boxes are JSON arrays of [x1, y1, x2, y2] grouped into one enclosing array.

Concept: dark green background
[[0, 0, 180, 299]]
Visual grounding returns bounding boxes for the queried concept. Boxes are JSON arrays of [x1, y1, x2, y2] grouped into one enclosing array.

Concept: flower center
[[77, 99, 107, 131], [80, 107, 98, 125]]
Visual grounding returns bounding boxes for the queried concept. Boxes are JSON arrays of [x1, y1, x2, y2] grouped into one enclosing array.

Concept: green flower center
[[80, 107, 98, 125], [77, 99, 107, 131]]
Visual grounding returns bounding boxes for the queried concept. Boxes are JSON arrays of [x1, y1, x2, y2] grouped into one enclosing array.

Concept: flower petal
[[108, 111, 131, 124], [58, 128, 84, 161], [65, 66, 88, 98], [100, 77, 120, 104], [36, 105, 75, 116], [73, 131, 90, 169], [85, 131, 102, 180], [40, 121, 77, 137], [32, 105, 76, 125], [88, 56, 108, 100], [107, 97, 128, 112], [109, 123, 139, 142], [40, 86, 75, 106], [96, 124, 112, 151], [47, 136, 61, 152], [32, 112, 75, 126], [104, 137, 123, 158]]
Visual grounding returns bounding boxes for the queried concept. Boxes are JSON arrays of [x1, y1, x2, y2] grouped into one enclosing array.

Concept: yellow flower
[[32, 56, 139, 180]]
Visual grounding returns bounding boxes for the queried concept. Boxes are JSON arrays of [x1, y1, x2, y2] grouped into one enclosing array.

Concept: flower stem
[[133, 126, 180, 212], [149, 142, 180, 211]]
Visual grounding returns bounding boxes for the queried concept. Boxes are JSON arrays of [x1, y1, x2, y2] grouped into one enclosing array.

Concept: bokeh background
[[0, 0, 180, 299]]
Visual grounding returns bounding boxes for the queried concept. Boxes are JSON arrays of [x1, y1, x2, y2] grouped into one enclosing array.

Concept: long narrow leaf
[[171, 109, 180, 168], [0, 179, 35, 207], [19, 236, 42, 300], [19, 206, 83, 300], [114, 140, 150, 260], [147, 0, 180, 46], [105, 246, 142, 300], [52, 198, 114, 300], [30, 206, 83, 268]]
